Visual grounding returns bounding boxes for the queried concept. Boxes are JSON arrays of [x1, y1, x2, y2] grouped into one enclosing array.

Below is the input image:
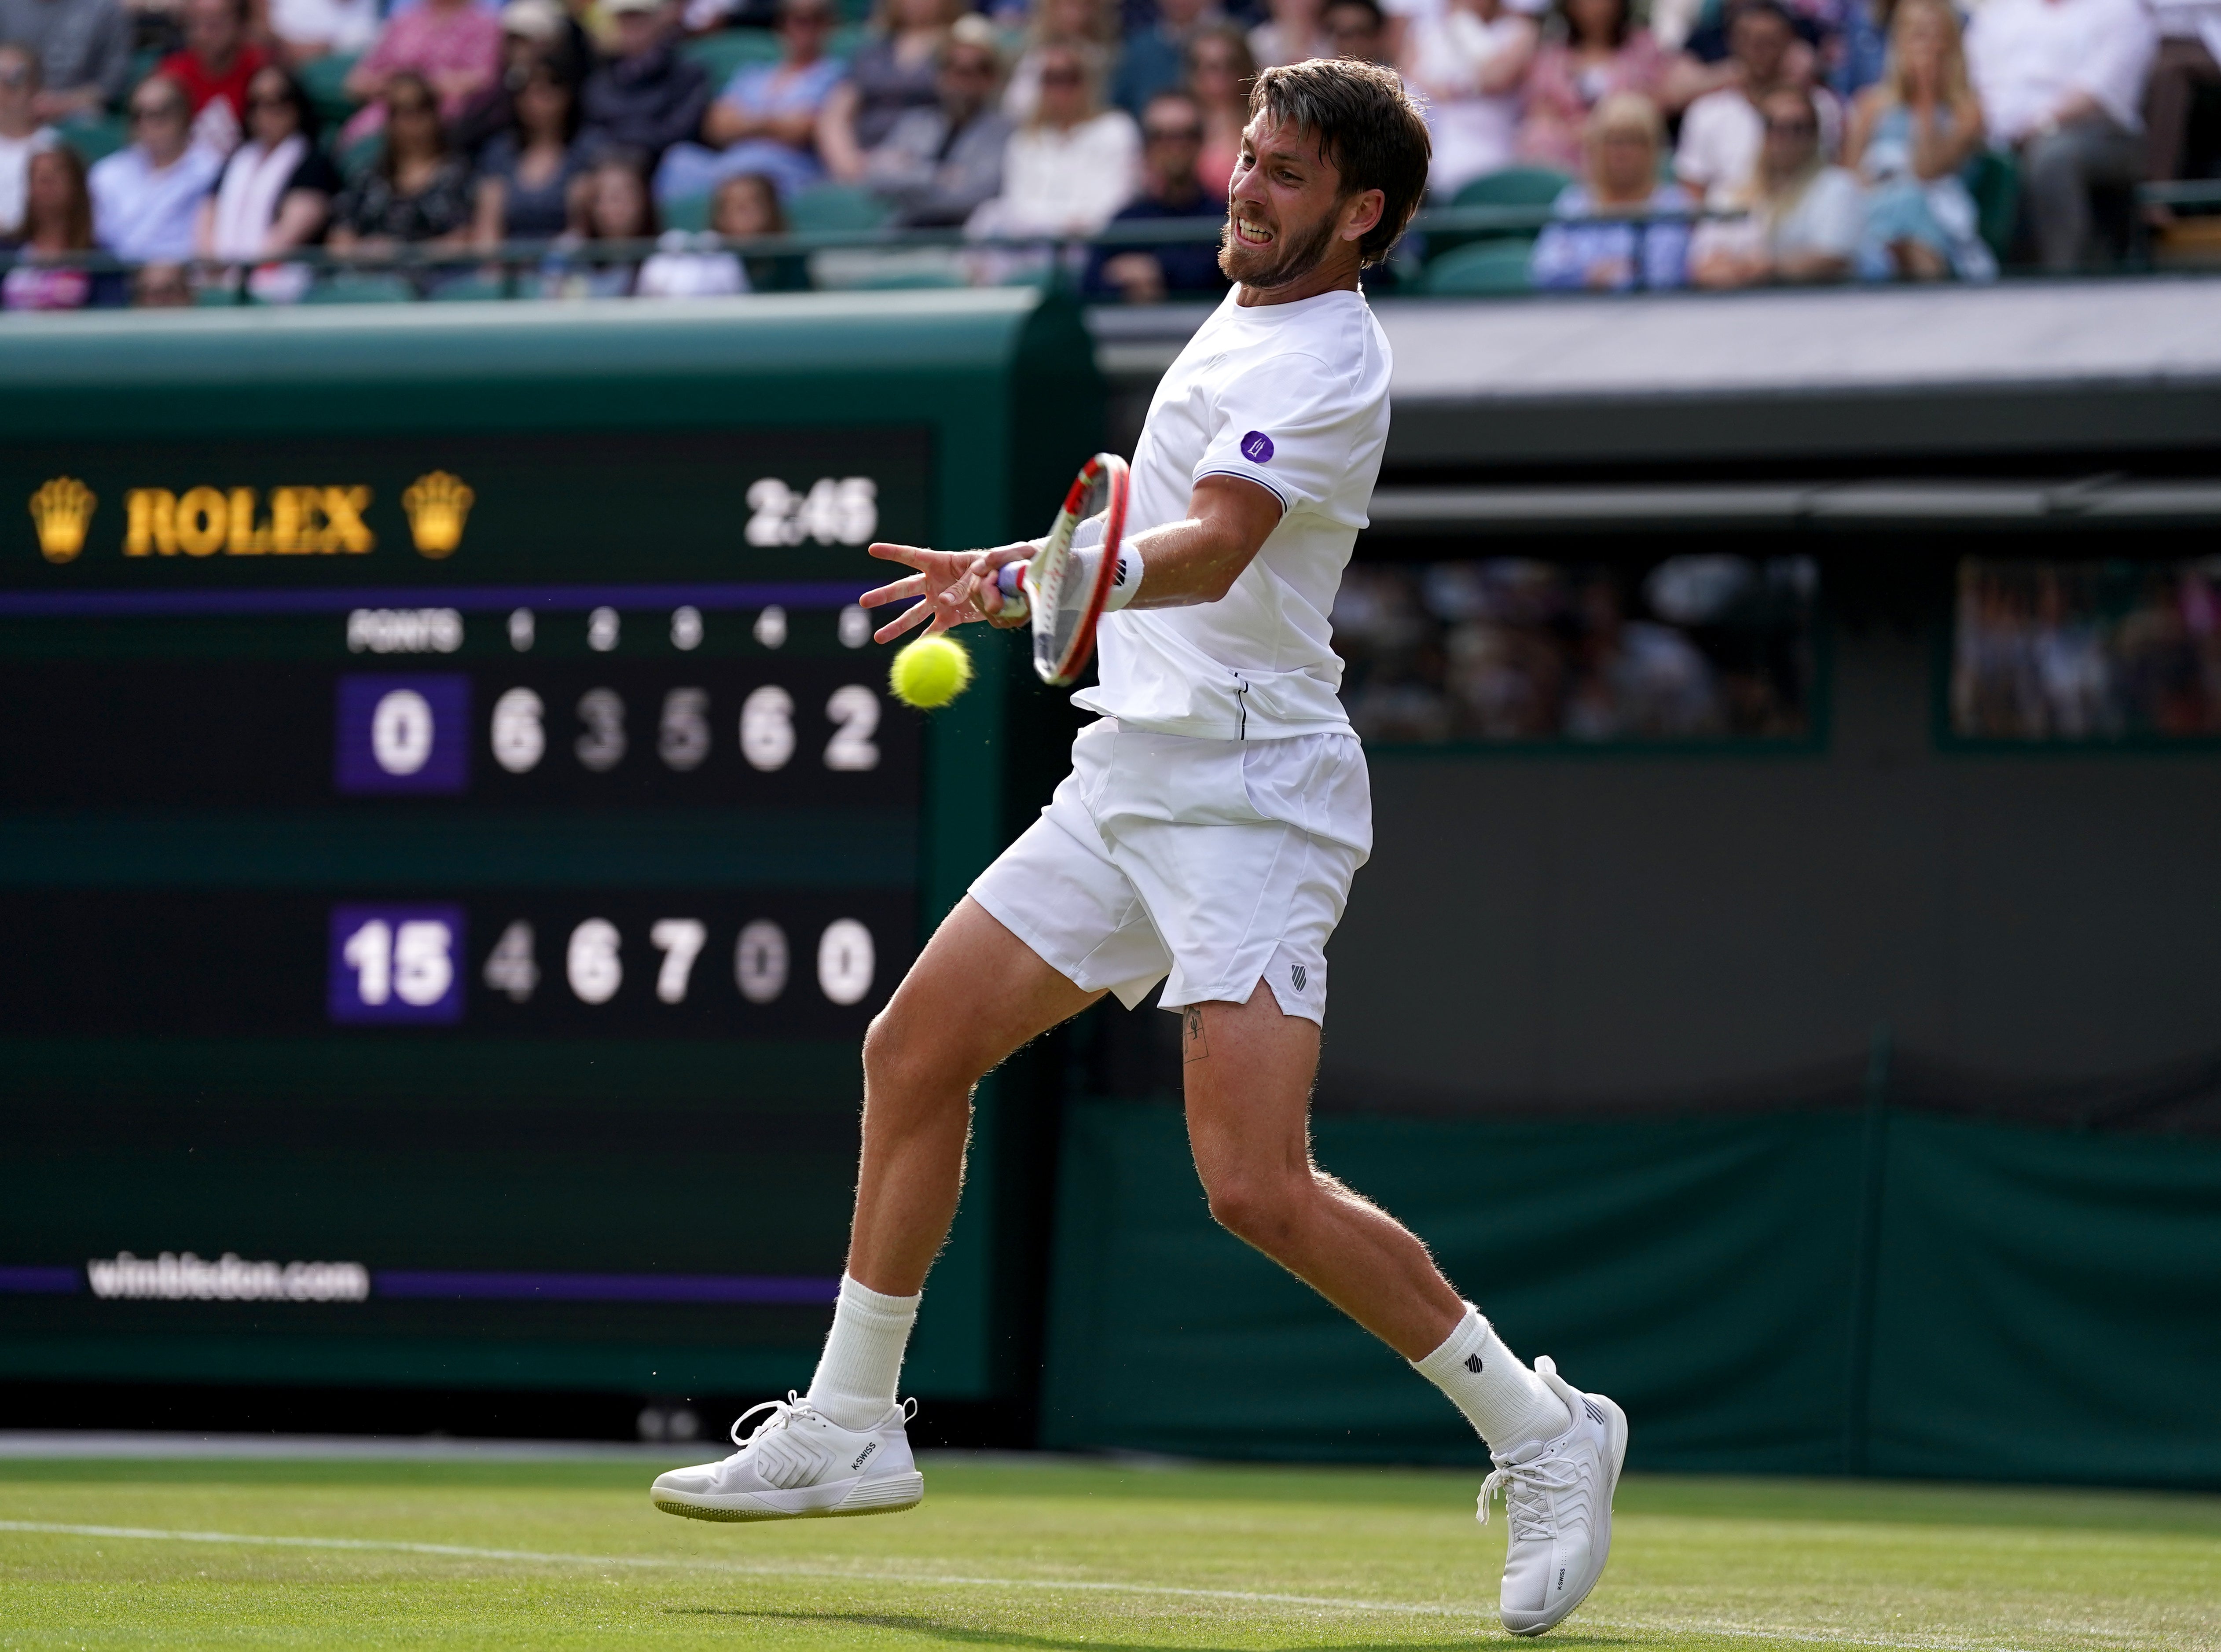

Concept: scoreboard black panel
[[0, 284, 1107, 1410]]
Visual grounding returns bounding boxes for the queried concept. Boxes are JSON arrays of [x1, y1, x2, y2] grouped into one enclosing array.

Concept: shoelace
[[725, 1392, 919, 1457], [727, 1391, 815, 1455], [1477, 1450, 1582, 1540]]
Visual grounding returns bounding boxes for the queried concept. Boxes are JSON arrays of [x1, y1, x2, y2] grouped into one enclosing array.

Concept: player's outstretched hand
[[862, 542, 1028, 643]]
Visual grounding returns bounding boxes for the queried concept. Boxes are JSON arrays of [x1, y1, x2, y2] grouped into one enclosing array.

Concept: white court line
[[0, 1519, 2063, 1652]]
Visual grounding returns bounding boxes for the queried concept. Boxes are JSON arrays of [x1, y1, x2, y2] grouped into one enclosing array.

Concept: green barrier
[[1040, 1099, 2221, 1487], [1867, 1113, 2221, 1485]]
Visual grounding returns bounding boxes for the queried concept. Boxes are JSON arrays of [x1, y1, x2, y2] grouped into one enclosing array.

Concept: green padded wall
[[1040, 1100, 2221, 1488]]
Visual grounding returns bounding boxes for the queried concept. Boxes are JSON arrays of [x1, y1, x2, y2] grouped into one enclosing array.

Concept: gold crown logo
[[402, 471, 474, 558], [29, 477, 96, 563]]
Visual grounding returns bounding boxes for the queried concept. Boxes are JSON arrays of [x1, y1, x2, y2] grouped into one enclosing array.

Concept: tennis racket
[[1024, 452, 1130, 687]]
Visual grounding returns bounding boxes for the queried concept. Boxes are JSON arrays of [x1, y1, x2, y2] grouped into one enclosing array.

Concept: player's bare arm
[[861, 477, 1283, 642]]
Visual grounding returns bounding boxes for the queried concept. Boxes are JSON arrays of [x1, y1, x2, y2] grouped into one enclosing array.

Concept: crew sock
[[1412, 1304, 1571, 1456], [804, 1274, 920, 1432]]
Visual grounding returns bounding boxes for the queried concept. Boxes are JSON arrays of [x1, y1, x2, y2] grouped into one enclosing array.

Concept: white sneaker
[[1478, 1356, 1628, 1637], [650, 1393, 923, 1523]]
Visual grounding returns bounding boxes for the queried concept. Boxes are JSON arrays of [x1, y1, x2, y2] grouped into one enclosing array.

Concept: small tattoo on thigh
[[1183, 1004, 1208, 1062]]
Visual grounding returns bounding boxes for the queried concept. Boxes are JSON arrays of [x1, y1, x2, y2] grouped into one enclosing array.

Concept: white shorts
[[970, 719, 1371, 1024]]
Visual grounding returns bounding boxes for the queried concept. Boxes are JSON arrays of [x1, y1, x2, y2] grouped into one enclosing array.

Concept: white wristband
[[1098, 545, 1141, 612]]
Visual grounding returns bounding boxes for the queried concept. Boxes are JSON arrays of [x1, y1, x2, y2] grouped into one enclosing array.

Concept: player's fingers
[[866, 542, 936, 569], [871, 598, 934, 645], [859, 574, 926, 609], [925, 571, 981, 636]]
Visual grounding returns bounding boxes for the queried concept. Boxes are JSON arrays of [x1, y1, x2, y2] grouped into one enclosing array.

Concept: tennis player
[[653, 56, 1626, 1638]]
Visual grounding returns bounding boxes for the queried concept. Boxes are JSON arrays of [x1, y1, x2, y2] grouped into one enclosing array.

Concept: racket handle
[[994, 558, 1031, 626]]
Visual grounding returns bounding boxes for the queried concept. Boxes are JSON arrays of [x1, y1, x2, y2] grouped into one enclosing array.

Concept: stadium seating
[[1415, 238, 1538, 295], [785, 182, 892, 233]]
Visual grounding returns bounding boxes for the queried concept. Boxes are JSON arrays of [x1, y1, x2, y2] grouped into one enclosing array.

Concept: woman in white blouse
[[966, 38, 1138, 239], [195, 65, 343, 299]]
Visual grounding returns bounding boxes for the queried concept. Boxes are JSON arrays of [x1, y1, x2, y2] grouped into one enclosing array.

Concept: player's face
[[1221, 113, 1357, 289]]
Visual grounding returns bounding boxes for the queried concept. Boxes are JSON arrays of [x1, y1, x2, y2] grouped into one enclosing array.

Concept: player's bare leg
[[847, 896, 1101, 1296], [652, 898, 1093, 1524], [1177, 983, 1462, 1358], [1180, 981, 1627, 1637]]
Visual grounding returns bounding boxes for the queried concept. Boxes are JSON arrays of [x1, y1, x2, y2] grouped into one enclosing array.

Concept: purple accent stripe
[[0, 582, 871, 620], [0, 1266, 83, 1294], [374, 1270, 839, 1305]]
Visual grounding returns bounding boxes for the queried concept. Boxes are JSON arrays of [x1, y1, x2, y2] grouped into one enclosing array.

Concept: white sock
[[1411, 1304, 1571, 1456], [804, 1274, 919, 1431]]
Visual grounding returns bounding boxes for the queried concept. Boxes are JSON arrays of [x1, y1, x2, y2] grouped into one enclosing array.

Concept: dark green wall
[[1041, 1099, 2221, 1487]]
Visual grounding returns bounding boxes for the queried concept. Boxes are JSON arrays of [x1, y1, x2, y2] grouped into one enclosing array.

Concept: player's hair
[[1247, 57, 1431, 267]]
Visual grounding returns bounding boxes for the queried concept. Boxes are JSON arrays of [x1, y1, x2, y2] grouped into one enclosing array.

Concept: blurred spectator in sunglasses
[[451, 0, 588, 158], [1690, 83, 1863, 284], [1083, 86, 1229, 301], [1517, 0, 1671, 173], [1530, 91, 1691, 288], [196, 61, 338, 297], [1321, 0, 1390, 65], [155, 0, 268, 153], [342, 0, 503, 146], [330, 71, 475, 250], [0, 43, 59, 241], [579, 0, 709, 167], [1183, 22, 1252, 197], [818, 0, 961, 182], [657, 0, 842, 204], [1674, 0, 1836, 207], [967, 35, 1136, 238], [89, 72, 220, 260], [860, 15, 1014, 226], [472, 47, 584, 246], [1005, 0, 1117, 122], [1112, 0, 1217, 117], [4, 142, 121, 307], [0, 0, 131, 121]]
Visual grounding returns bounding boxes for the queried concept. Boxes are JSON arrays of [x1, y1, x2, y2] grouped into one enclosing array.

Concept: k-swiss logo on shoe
[[1463, 1353, 1485, 1374], [1291, 964, 1308, 991], [851, 1441, 878, 1471], [1584, 1399, 1606, 1425], [1557, 1567, 1566, 1592]]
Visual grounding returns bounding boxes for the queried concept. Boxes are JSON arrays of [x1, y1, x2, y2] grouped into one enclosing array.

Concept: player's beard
[[1218, 201, 1343, 291]]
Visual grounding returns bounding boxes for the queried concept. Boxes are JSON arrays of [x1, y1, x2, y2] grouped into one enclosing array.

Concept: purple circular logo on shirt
[[1241, 431, 1275, 464]]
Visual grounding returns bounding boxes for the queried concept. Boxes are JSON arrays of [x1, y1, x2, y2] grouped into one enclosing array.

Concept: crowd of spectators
[[0, 0, 2212, 306], [1333, 553, 1817, 744], [1953, 557, 2221, 741]]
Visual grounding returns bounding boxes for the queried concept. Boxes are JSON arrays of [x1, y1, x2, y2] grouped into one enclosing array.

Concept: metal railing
[[5, 180, 2214, 305]]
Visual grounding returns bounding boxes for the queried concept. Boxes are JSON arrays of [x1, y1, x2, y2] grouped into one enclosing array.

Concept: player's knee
[[1202, 1168, 1305, 1253], [862, 1006, 982, 1103]]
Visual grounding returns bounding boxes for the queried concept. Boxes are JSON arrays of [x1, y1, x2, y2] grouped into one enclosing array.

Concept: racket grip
[[994, 559, 1030, 626]]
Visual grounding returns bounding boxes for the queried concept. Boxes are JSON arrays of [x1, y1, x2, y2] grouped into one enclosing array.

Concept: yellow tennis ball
[[889, 634, 973, 709]]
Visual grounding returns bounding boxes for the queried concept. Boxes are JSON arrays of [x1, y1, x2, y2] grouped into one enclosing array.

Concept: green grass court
[[4, 1454, 2217, 1651]]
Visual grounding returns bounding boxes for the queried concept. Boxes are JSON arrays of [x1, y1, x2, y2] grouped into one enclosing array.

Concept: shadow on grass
[[668, 1607, 1634, 1650]]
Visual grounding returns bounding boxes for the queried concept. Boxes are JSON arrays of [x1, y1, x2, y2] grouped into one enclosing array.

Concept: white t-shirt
[[966, 110, 1140, 238], [1966, 0, 2159, 142], [1073, 286, 1392, 742]]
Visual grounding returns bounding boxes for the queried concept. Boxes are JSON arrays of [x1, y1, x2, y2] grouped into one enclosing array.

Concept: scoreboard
[[0, 294, 1101, 1406]]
